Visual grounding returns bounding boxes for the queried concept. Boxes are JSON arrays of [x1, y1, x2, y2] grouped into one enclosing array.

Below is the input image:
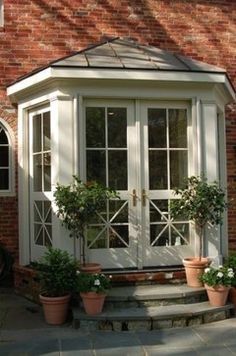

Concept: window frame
[[0, 119, 15, 196]]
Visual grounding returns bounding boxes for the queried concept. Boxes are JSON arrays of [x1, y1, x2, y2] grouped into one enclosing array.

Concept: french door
[[83, 99, 194, 269]]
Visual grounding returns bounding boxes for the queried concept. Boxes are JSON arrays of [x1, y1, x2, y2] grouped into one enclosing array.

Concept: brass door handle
[[142, 189, 147, 207], [131, 189, 137, 207]]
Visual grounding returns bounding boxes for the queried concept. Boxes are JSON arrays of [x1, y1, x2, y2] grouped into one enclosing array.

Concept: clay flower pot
[[80, 292, 106, 315], [229, 287, 236, 308], [79, 263, 102, 274], [40, 294, 71, 325], [183, 257, 210, 287], [204, 284, 230, 307]]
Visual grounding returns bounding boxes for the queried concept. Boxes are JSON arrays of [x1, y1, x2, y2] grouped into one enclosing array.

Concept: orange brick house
[[0, 1, 236, 275]]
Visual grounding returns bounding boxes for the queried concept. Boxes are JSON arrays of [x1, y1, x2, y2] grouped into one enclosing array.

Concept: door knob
[[131, 189, 137, 207], [142, 189, 147, 207]]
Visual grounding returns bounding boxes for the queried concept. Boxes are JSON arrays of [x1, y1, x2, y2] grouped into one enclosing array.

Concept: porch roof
[[7, 37, 235, 102], [50, 37, 226, 73]]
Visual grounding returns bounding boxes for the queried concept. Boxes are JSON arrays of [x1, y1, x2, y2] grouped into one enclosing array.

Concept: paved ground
[[0, 288, 236, 355]]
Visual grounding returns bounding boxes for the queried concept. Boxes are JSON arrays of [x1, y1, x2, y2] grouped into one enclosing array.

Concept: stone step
[[72, 284, 235, 331], [105, 284, 207, 308], [72, 302, 234, 331]]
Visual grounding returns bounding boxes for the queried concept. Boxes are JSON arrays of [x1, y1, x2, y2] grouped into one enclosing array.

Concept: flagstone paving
[[0, 288, 236, 355]]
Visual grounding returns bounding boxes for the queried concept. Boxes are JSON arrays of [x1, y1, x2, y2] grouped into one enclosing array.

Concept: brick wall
[[0, 0, 236, 261]]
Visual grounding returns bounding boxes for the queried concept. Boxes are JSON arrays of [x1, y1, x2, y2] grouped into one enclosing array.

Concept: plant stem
[[199, 225, 203, 261]]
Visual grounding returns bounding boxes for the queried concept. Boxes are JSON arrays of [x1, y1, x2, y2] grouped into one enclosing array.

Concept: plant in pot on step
[[35, 247, 78, 325], [199, 264, 234, 306], [76, 272, 111, 315], [170, 175, 227, 287], [54, 175, 119, 272], [225, 253, 236, 307]]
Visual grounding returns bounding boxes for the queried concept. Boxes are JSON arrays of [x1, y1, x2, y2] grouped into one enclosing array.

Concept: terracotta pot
[[40, 294, 70, 325], [80, 292, 106, 315], [183, 257, 210, 287], [205, 284, 230, 307], [229, 287, 236, 307], [79, 263, 102, 274]]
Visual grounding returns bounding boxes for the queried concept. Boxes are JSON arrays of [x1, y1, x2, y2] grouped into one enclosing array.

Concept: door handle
[[142, 189, 147, 207], [131, 189, 137, 207]]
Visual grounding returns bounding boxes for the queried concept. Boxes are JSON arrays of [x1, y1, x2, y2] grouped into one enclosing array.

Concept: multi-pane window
[[148, 108, 188, 190], [32, 111, 51, 192], [148, 108, 189, 247], [85, 106, 129, 249], [0, 124, 10, 191], [31, 110, 52, 247]]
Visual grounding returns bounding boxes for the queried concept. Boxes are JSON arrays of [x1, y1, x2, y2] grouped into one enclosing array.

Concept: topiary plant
[[53, 175, 119, 265], [35, 247, 78, 297], [170, 175, 227, 261]]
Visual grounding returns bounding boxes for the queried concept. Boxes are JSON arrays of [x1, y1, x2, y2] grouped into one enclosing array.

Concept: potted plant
[[54, 175, 119, 271], [200, 265, 234, 306], [35, 247, 78, 325], [76, 272, 111, 315], [170, 175, 227, 287], [225, 253, 236, 307]]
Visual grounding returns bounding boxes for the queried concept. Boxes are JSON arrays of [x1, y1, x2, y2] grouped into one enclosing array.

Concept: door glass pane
[[87, 150, 106, 185], [34, 224, 43, 245], [108, 151, 127, 190], [33, 154, 42, 191], [0, 146, 8, 166], [0, 169, 8, 189], [34, 201, 52, 247], [150, 225, 169, 246], [43, 152, 51, 191], [33, 114, 41, 153], [87, 227, 107, 249], [86, 107, 105, 148], [171, 224, 189, 245], [43, 112, 51, 151], [109, 200, 128, 223], [170, 151, 187, 188], [150, 200, 168, 223], [109, 226, 129, 248], [149, 151, 167, 189], [0, 129, 8, 144], [148, 109, 166, 148], [108, 108, 127, 148], [169, 109, 187, 148]]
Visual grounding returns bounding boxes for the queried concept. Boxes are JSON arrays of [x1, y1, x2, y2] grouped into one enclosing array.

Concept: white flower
[[228, 271, 234, 278], [228, 268, 233, 272], [94, 279, 101, 286], [219, 265, 223, 269], [217, 272, 224, 278], [204, 268, 210, 273]]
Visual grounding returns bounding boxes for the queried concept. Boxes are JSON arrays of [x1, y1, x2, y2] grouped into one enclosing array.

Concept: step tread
[[73, 301, 234, 321], [107, 284, 205, 301]]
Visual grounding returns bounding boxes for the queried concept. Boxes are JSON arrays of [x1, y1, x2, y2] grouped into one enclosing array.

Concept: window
[[0, 122, 13, 194]]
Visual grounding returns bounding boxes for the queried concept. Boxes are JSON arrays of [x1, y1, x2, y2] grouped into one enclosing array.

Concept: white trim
[[0, 119, 15, 196], [18, 106, 30, 264], [7, 67, 235, 103], [0, 0, 4, 27]]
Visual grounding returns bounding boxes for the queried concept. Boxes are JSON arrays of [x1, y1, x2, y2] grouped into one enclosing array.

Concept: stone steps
[[72, 284, 235, 331]]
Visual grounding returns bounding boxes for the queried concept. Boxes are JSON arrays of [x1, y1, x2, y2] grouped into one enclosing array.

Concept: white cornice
[[7, 67, 235, 103]]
